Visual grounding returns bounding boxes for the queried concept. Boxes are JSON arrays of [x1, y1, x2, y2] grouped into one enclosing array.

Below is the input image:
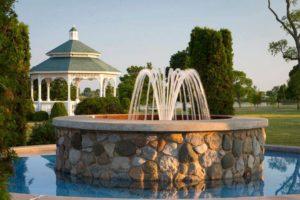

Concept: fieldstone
[[221, 153, 235, 169], [82, 147, 93, 153], [194, 144, 208, 154], [141, 146, 157, 160], [188, 162, 205, 179], [248, 155, 255, 169], [232, 139, 243, 157], [82, 134, 94, 149], [96, 134, 107, 142], [149, 140, 158, 148], [58, 137, 64, 146], [97, 152, 110, 165], [111, 157, 130, 171], [174, 173, 185, 182], [167, 133, 183, 144], [205, 133, 221, 150], [89, 164, 103, 178], [222, 135, 232, 151], [199, 149, 219, 168], [129, 166, 144, 181], [223, 170, 233, 179], [100, 170, 115, 181], [157, 139, 166, 152], [178, 163, 188, 174], [146, 135, 157, 142], [243, 137, 252, 153], [143, 161, 158, 181], [253, 137, 261, 156], [69, 148, 81, 165], [75, 161, 85, 174], [207, 163, 222, 180], [163, 142, 178, 156], [185, 175, 201, 185], [115, 140, 137, 156], [133, 135, 147, 147], [234, 130, 247, 140], [132, 156, 146, 166], [236, 156, 245, 175], [108, 134, 121, 143], [103, 143, 115, 157], [82, 152, 95, 165], [71, 133, 82, 150], [179, 143, 198, 163], [218, 150, 226, 157], [185, 133, 204, 146], [159, 155, 179, 174], [92, 142, 106, 156]]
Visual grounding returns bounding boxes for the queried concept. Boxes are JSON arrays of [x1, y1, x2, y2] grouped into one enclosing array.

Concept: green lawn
[[235, 105, 300, 146]]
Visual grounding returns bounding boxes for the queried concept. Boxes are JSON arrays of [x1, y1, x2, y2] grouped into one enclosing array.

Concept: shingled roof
[[46, 40, 100, 55], [30, 57, 119, 73], [30, 27, 119, 74]]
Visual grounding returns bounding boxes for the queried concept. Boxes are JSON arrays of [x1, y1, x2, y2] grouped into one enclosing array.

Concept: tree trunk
[[277, 101, 280, 108], [297, 99, 300, 110], [238, 100, 241, 108]]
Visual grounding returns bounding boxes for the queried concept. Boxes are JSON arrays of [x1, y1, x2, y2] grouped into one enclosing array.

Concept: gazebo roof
[[30, 27, 120, 74], [30, 57, 119, 73], [46, 40, 100, 55]]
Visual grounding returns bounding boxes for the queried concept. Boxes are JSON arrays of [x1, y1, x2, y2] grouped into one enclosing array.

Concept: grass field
[[235, 105, 300, 146]]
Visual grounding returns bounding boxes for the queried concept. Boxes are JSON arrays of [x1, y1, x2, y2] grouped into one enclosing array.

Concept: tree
[[0, 0, 32, 147], [118, 65, 150, 111], [287, 70, 300, 109], [232, 70, 253, 108], [268, 0, 300, 69], [82, 87, 92, 97], [0, 0, 31, 197], [267, 84, 287, 107], [105, 83, 114, 97], [187, 27, 234, 115], [249, 87, 264, 107], [169, 50, 188, 70]]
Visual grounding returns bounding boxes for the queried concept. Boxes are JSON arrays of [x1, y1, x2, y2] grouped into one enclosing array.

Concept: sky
[[15, 0, 298, 91]]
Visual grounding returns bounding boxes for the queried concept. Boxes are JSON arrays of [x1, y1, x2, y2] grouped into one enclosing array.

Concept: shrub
[[28, 120, 55, 145], [50, 102, 68, 118], [75, 97, 124, 115], [31, 111, 49, 122]]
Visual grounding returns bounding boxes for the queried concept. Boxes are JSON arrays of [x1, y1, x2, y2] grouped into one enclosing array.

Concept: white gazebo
[[30, 27, 121, 115]]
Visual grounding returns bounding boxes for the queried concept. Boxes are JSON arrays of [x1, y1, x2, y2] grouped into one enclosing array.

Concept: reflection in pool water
[[8, 151, 300, 198]]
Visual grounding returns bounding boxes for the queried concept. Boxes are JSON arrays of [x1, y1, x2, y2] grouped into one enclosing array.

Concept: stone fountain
[[53, 68, 268, 186]]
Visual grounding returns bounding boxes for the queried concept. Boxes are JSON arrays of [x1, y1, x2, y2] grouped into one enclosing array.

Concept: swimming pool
[[8, 151, 300, 198]]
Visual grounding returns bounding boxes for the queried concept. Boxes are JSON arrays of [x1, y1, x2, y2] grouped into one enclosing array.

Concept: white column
[[75, 79, 80, 103], [67, 78, 71, 116], [113, 78, 117, 97], [99, 77, 103, 97], [30, 79, 34, 101], [103, 80, 107, 97], [38, 76, 42, 111], [46, 79, 51, 102]]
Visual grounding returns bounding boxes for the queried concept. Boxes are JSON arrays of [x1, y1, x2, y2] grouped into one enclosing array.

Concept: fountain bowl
[[53, 114, 268, 184]]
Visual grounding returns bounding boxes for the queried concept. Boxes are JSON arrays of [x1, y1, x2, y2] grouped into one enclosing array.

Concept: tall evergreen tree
[[187, 27, 234, 115], [0, 0, 31, 147]]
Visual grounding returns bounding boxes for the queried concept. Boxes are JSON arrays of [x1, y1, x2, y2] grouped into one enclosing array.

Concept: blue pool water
[[8, 151, 300, 198]]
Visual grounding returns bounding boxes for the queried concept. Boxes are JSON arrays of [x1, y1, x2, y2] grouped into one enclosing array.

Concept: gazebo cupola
[[30, 26, 121, 115]]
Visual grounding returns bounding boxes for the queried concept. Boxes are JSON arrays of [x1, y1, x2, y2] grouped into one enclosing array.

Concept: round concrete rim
[[52, 114, 268, 132]]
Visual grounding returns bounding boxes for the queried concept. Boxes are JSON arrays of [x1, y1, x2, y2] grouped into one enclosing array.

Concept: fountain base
[[53, 114, 267, 184]]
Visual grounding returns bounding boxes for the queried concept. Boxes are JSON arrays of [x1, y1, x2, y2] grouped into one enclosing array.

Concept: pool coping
[[10, 144, 300, 200], [53, 114, 268, 132]]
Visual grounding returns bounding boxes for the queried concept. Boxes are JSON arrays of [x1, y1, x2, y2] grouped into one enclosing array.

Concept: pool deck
[[10, 144, 300, 200], [10, 192, 300, 200]]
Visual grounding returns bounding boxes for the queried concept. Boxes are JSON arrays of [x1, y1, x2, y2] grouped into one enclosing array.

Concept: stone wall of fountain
[[54, 117, 266, 185]]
